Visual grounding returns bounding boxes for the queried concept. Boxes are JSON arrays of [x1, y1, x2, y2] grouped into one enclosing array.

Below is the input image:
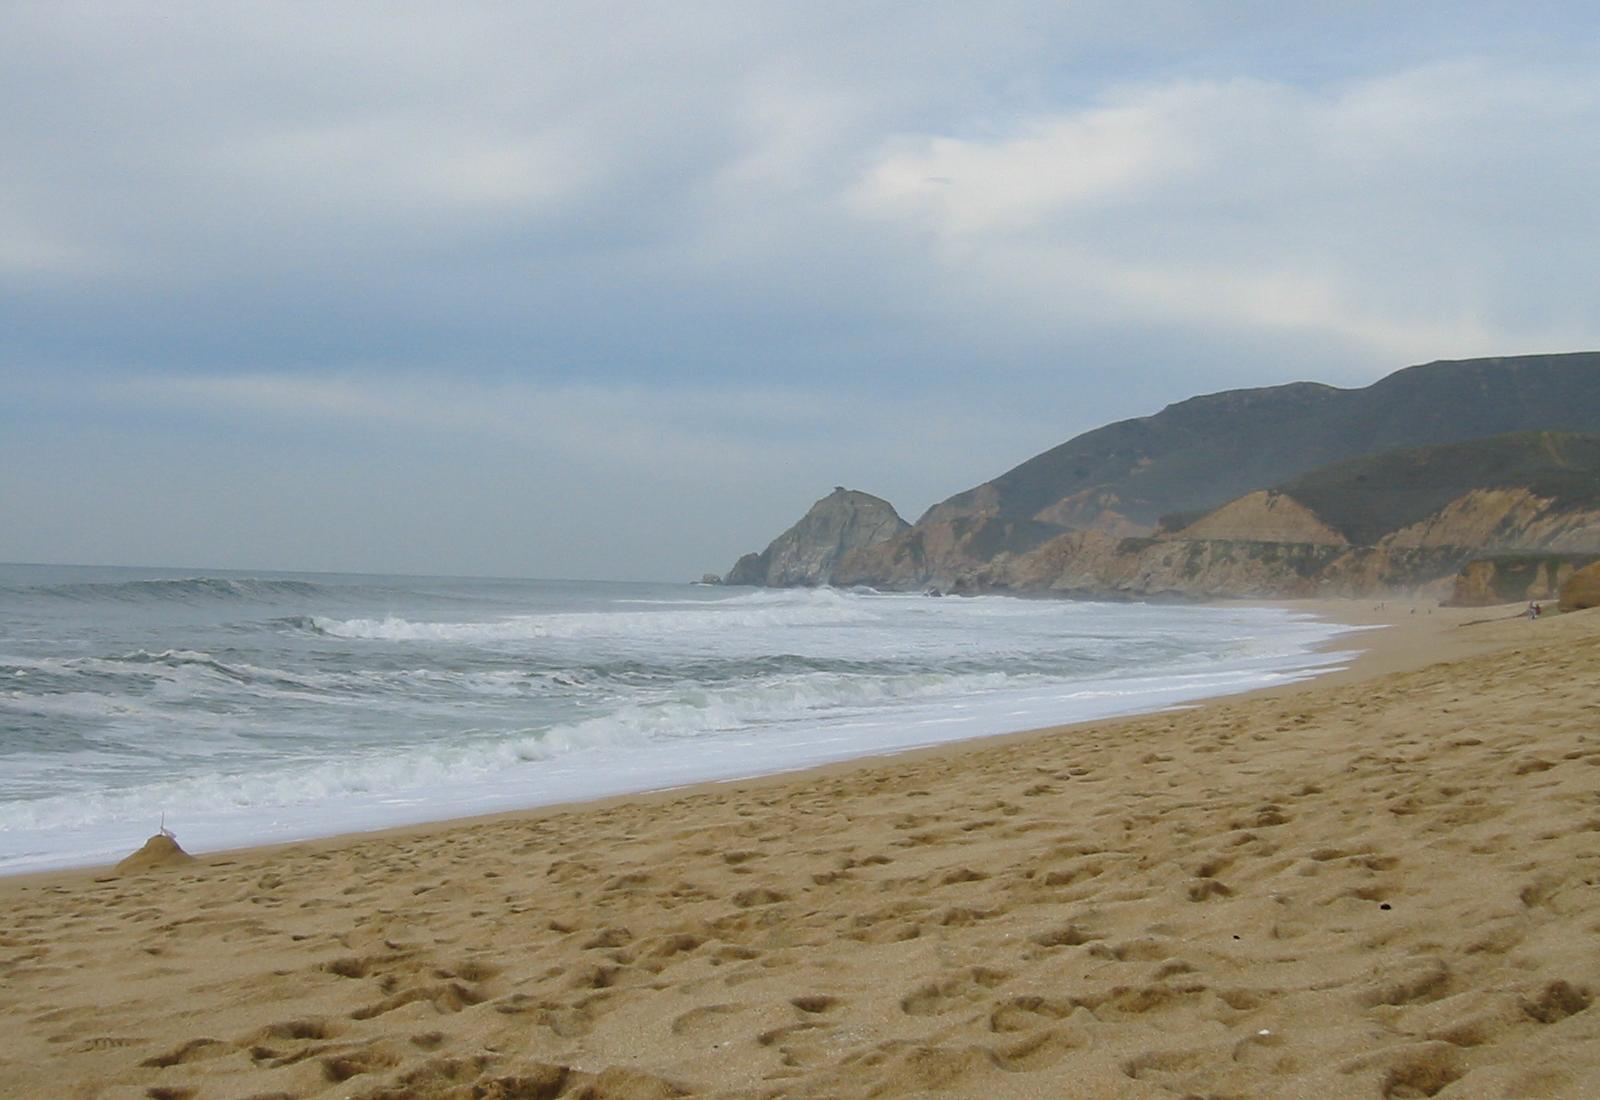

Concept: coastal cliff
[[1447, 555, 1598, 607], [955, 432, 1600, 599], [831, 514, 1062, 590], [744, 432, 1600, 600], [813, 356, 1600, 592], [1560, 561, 1600, 611], [718, 353, 1600, 599]]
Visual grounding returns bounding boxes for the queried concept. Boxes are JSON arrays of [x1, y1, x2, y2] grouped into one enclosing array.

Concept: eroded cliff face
[[915, 491, 1583, 602], [959, 532, 1461, 600], [1380, 489, 1600, 553], [729, 484, 1600, 600], [833, 515, 1063, 591], [944, 487, 1600, 601], [725, 488, 908, 587], [718, 410, 1600, 600], [1559, 561, 1600, 611], [1447, 556, 1598, 607]]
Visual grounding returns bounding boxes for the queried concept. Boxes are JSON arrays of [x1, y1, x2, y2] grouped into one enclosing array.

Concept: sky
[[4, 3, 1599, 581]]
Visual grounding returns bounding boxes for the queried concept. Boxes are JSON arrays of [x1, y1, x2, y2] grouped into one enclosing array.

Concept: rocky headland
[[722, 353, 1600, 600], [724, 487, 908, 588]]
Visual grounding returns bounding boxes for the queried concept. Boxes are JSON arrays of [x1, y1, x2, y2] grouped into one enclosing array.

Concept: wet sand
[[3, 601, 1597, 1099]]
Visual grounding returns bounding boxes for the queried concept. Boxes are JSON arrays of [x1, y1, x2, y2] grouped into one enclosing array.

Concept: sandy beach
[[3, 601, 1597, 1099]]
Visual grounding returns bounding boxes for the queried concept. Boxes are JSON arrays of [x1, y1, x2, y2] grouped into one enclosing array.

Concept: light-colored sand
[[3, 603, 1598, 1099]]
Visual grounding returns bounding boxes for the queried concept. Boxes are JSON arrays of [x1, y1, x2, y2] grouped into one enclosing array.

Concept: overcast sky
[[4, 3, 1598, 580]]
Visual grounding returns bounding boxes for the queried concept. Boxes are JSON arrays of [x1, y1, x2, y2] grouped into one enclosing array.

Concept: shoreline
[[6, 597, 1406, 885], [0, 597, 1525, 887], [7, 600, 1595, 1099], [0, 595, 1366, 881]]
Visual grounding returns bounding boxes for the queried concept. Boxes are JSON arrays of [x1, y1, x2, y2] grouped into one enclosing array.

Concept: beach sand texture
[[3, 606, 1598, 1099]]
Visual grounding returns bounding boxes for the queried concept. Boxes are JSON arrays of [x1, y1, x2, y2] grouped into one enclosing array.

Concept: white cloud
[[847, 59, 1600, 363], [213, 123, 589, 215], [852, 95, 1195, 234], [0, 216, 104, 277]]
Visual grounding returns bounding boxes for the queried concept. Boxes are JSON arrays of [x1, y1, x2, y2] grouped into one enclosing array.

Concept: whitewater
[[0, 564, 1363, 873]]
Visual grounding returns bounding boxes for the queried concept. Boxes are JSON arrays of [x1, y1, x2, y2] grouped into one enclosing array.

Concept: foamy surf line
[[0, 615, 1365, 876]]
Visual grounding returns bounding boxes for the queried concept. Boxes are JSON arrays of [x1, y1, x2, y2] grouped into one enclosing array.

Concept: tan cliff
[[1380, 488, 1600, 554], [1448, 555, 1595, 607], [726, 479, 1600, 601], [1560, 560, 1600, 611], [832, 514, 1062, 591], [957, 531, 1463, 600], [951, 431, 1600, 599], [956, 484, 1600, 601]]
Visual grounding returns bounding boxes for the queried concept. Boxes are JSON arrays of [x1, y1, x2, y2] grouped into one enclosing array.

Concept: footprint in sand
[[669, 1002, 741, 1037], [900, 967, 1010, 1016], [140, 1036, 227, 1068], [320, 1040, 401, 1083], [790, 995, 839, 1014]]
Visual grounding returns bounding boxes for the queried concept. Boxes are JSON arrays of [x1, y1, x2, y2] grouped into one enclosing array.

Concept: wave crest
[[28, 577, 335, 604], [307, 589, 880, 643]]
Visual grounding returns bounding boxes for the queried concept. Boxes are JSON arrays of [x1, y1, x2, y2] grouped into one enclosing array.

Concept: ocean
[[0, 564, 1362, 874]]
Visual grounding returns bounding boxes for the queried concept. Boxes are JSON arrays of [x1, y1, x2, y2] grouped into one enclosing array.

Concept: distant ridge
[[923, 351, 1600, 533]]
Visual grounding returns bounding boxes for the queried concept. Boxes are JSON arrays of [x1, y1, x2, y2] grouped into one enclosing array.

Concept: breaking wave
[[0, 565, 1362, 872], [304, 587, 881, 643], [13, 576, 340, 605]]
